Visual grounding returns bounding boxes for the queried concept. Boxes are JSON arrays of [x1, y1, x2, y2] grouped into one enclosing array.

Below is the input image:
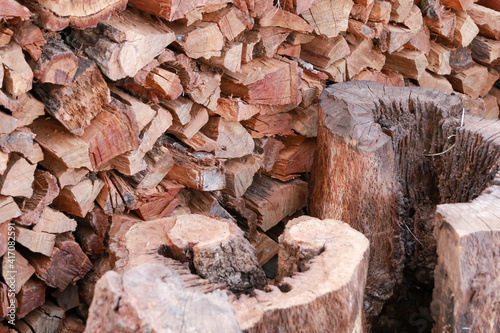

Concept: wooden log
[[233, 216, 369, 332], [160, 96, 193, 126], [38, 154, 88, 189], [389, 0, 412, 22], [222, 155, 262, 197], [384, 49, 428, 79], [290, 104, 319, 137], [417, 70, 454, 94], [449, 46, 473, 74], [110, 88, 156, 131], [0, 42, 33, 97], [476, 0, 500, 11], [221, 57, 301, 106], [124, 144, 174, 189], [301, 0, 354, 38], [68, 10, 175, 80], [12, 22, 45, 61], [15, 170, 59, 226], [130, 0, 229, 21], [51, 284, 79, 311], [33, 207, 77, 234], [241, 112, 294, 138], [14, 93, 45, 128], [75, 206, 109, 257], [352, 68, 405, 87], [470, 36, 500, 66], [254, 26, 291, 58], [168, 104, 209, 140], [16, 302, 64, 333], [243, 175, 307, 231], [61, 315, 85, 333], [427, 41, 452, 75], [446, 10, 479, 47], [346, 38, 386, 79], [265, 136, 316, 181], [84, 263, 240, 333], [260, 7, 313, 33], [369, 1, 391, 24], [432, 185, 500, 333], [0, 0, 32, 21], [52, 176, 104, 218], [15, 278, 46, 319], [168, 21, 224, 59], [15, 227, 56, 256], [30, 239, 92, 290], [347, 19, 376, 39], [0, 154, 36, 198], [276, 42, 301, 58], [0, 196, 21, 224], [203, 5, 253, 41], [179, 132, 219, 153], [466, 4, 500, 40], [3, 250, 35, 295], [300, 35, 350, 69], [0, 152, 7, 175], [423, 4, 456, 40], [144, 68, 183, 100], [185, 66, 221, 111], [201, 116, 254, 158], [0, 25, 13, 47], [214, 97, 262, 122], [404, 25, 431, 55], [208, 42, 243, 72], [446, 63, 499, 98], [379, 24, 416, 54], [250, 229, 279, 266], [489, 86, 500, 108], [237, 30, 260, 64], [350, 2, 375, 24], [131, 180, 183, 220], [0, 128, 35, 158], [402, 4, 423, 31]]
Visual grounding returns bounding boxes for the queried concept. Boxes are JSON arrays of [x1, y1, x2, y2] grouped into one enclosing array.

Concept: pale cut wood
[[14, 93, 45, 128], [243, 175, 307, 231], [233, 216, 369, 332], [125, 144, 174, 189], [402, 5, 423, 31], [69, 10, 175, 80], [417, 70, 454, 94], [221, 57, 301, 106], [144, 68, 183, 100], [242, 112, 294, 138], [38, 153, 88, 189], [0, 25, 13, 47], [161, 96, 193, 125], [254, 26, 291, 58], [0, 0, 32, 21], [25, 143, 44, 165], [203, 5, 252, 41], [427, 41, 452, 75], [290, 104, 319, 137], [403, 25, 431, 54], [276, 42, 301, 58], [423, 5, 456, 40], [279, 0, 314, 14], [201, 117, 255, 158], [389, 0, 412, 22], [32, 58, 110, 136], [52, 176, 104, 218], [130, 0, 229, 21], [384, 49, 428, 79], [350, 2, 375, 24], [446, 63, 499, 98], [300, 71, 324, 107], [168, 104, 209, 140], [449, 10, 479, 47], [323, 58, 347, 82], [3, 251, 35, 294], [379, 24, 415, 53], [185, 67, 221, 111], [461, 93, 500, 119], [237, 30, 260, 64], [28, 0, 127, 30], [15, 227, 56, 256], [222, 155, 262, 197], [369, 1, 391, 24], [208, 42, 243, 72], [0, 42, 33, 97], [250, 229, 279, 266], [168, 21, 224, 59], [301, 0, 354, 38], [214, 97, 262, 122], [300, 35, 350, 68], [352, 68, 405, 87], [180, 132, 219, 153], [346, 38, 386, 79], [441, 0, 474, 10], [0, 111, 18, 135], [15, 278, 46, 319], [12, 22, 44, 61], [0, 152, 7, 175], [33, 206, 77, 234], [489, 86, 500, 108], [110, 88, 156, 131], [0, 127, 35, 157], [260, 7, 313, 33], [266, 136, 316, 181], [0, 154, 36, 198], [347, 19, 375, 39], [470, 36, 500, 66], [0, 196, 21, 224]]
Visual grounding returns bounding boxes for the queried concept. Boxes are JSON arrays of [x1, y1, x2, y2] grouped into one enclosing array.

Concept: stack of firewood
[[0, 0, 499, 331]]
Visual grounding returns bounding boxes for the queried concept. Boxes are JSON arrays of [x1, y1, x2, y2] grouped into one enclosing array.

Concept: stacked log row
[[0, 0, 499, 331]]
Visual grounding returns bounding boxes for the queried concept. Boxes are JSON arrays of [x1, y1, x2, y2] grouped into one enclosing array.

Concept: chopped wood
[[16, 302, 64, 333], [38, 154, 88, 189], [52, 284, 79, 311], [476, 0, 500, 11], [427, 41, 452, 75], [0, 196, 21, 224], [144, 68, 183, 100], [0, 111, 18, 135], [379, 24, 416, 54], [384, 48, 428, 79], [346, 38, 386, 79], [185, 66, 221, 110], [290, 104, 319, 137], [222, 155, 262, 197], [347, 19, 376, 39], [52, 176, 104, 218], [449, 46, 473, 73], [350, 2, 375, 24], [130, 0, 229, 21], [446, 63, 499, 98], [3, 251, 34, 294], [201, 116, 255, 158], [132, 180, 183, 220], [33, 206, 77, 234], [168, 104, 209, 140], [470, 35, 500, 66], [0, 42, 33, 97], [300, 35, 350, 69], [0, 154, 36, 198], [0, 0, 32, 21], [168, 21, 224, 59], [14, 93, 45, 128], [243, 175, 307, 231], [402, 5, 423, 31], [279, 0, 314, 14], [389, 0, 412, 22], [423, 4, 456, 40], [15, 226, 56, 256], [462, 94, 500, 119], [276, 42, 301, 58], [0, 152, 7, 175], [242, 112, 294, 138], [124, 144, 174, 189], [214, 97, 262, 122], [260, 7, 313, 33], [208, 42, 243, 72], [253, 26, 290, 58], [417, 70, 454, 94], [250, 229, 279, 266], [179, 132, 219, 152], [12, 22, 45, 61], [203, 5, 253, 41], [369, 1, 391, 24], [447, 10, 479, 47], [352, 68, 405, 86], [265, 136, 316, 181], [301, 0, 354, 38], [15, 278, 46, 319]]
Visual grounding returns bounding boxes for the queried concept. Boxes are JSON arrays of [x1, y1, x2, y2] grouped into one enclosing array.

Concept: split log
[[68, 10, 175, 80], [214, 97, 262, 122], [0, 0, 32, 21], [129, 0, 229, 21], [265, 136, 316, 181], [160, 96, 193, 125], [237, 30, 260, 63], [417, 70, 454, 94], [402, 5, 423, 31], [250, 229, 279, 266], [449, 46, 473, 74], [447, 10, 479, 47], [0, 196, 21, 224], [179, 132, 219, 153], [0, 154, 36, 198], [144, 68, 183, 100], [52, 176, 104, 218], [276, 42, 300, 58], [168, 104, 209, 140], [404, 25, 431, 54], [254, 26, 291, 58], [350, 2, 375, 24], [14, 93, 45, 128], [33, 207, 77, 234], [476, 0, 500, 10], [0, 42, 33, 97], [52, 284, 79, 311], [0, 112, 18, 135], [384, 49, 428, 79], [300, 0, 354, 38], [38, 154, 88, 189], [110, 88, 156, 131], [74, 206, 109, 257], [241, 112, 294, 138], [0, 128, 35, 158], [260, 7, 313, 33], [203, 5, 253, 41], [168, 21, 224, 59], [467, 4, 500, 40], [465, 94, 500, 119], [243, 175, 307, 231], [3, 251, 35, 293], [470, 36, 500, 66], [15, 227, 56, 256], [12, 22, 45, 61], [201, 117, 255, 159], [427, 41, 451, 75], [352, 68, 405, 87], [346, 38, 385, 79], [222, 155, 261, 197], [379, 24, 415, 54], [233, 216, 369, 332], [208, 42, 244, 72], [125, 144, 174, 189], [178, 190, 234, 221], [185, 66, 221, 111], [132, 180, 183, 220], [446, 63, 499, 98], [389, 0, 412, 22], [289, 104, 319, 138], [16, 302, 64, 333], [300, 35, 350, 69], [15, 278, 46, 319]]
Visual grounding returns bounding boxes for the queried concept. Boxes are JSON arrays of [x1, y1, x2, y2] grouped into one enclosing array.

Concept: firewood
[[33, 206, 77, 234], [0, 196, 21, 224], [15, 278, 45, 319], [144, 68, 183, 100], [417, 70, 454, 94], [352, 68, 405, 86], [242, 112, 294, 138], [379, 24, 416, 53], [276, 42, 301, 58], [427, 41, 452, 75], [0, 282, 13, 320], [214, 97, 262, 121], [300, 35, 350, 68], [0, 25, 13, 47], [346, 38, 386, 79], [168, 21, 224, 59], [52, 284, 79, 311], [254, 26, 291, 57], [384, 48, 428, 79], [0, 152, 7, 175], [16, 302, 64, 333], [179, 132, 219, 152], [185, 66, 221, 110], [14, 93, 45, 128], [68, 10, 175, 80], [286, 31, 315, 45], [301, 0, 354, 38], [222, 155, 262, 197], [233, 216, 369, 332], [423, 4, 456, 40], [74, 207, 108, 257], [201, 116, 255, 158], [489, 86, 500, 107], [131, 180, 183, 220], [369, 1, 391, 24], [260, 7, 313, 33], [3, 251, 34, 294], [0, 0, 32, 21], [243, 175, 307, 231], [402, 4, 423, 31], [203, 5, 253, 41], [160, 96, 193, 125], [61, 315, 85, 333], [168, 104, 209, 140], [237, 30, 260, 63], [30, 238, 92, 290], [0, 128, 36, 158], [38, 154, 88, 189], [389, 0, 412, 22], [0, 154, 36, 198], [25, 144, 44, 166], [52, 175, 104, 218], [159, 52, 201, 91], [250, 229, 279, 266], [289, 104, 319, 137], [30, 33, 78, 85], [124, 144, 174, 189], [12, 22, 45, 61], [350, 2, 375, 23], [32, 58, 110, 136], [449, 46, 473, 73], [461, 93, 500, 119], [470, 35, 500, 66], [442, 0, 474, 10], [299, 71, 324, 107], [432, 185, 500, 332], [221, 57, 301, 106], [208, 42, 243, 72], [15, 227, 56, 256], [483, 94, 500, 118], [476, 0, 500, 10], [446, 63, 499, 98], [130, 0, 229, 21], [162, 137, 225, 191], [15, 170, 59, 226], [0, 42, 33, 97], [347, 19, 376, 39], [265, 136, 316, 181], [0, 112, 18, 135], [447, 10, 479, 47]]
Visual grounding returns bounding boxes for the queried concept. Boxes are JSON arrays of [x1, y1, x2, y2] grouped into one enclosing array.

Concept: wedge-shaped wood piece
[[110, 88, 156, 131], [402, 4, 422, 31], [0, 112, 18, 135], [203, 5, 252, 41], [441, 0, 474, 10], [352, 68, 405, 87], [446, 63, 499, 98], [242, 112, 294, 138], [15, 170, 59, 226], [14, 93, 45, 128], [179, 132, 218, 153], [403, 25, 431, 54], [130, 0, 229, 21], [427, 41, 452, 75], [208, 42, 243, 73], [15, 227, 56, 256], [160, 96, 193, 125], [15, 278, 46, 319], [215, 97, 262, 122], [0, 128, 35, 157], [250, 229, 279, 266], [3, 251, 34, 294], [30, 239, 92, 290], [27, 0, 127, 31], [0, 42, 33, 97], [279, 0, 314, 14], [233, 216, 369, 332], [266, 136, 316, 181], [168, 21, 224, 59], [254, 26, 291, 58], [168, 104, 209, 140], [132, 180, 183, 220], [12, 22, 45, 61], [423, 4, 456, 40], [290, 104, 319, 138], [52, 175, 104, 218], [243, 175, 307, 231], [369, 1, 391, 24], [68, 10, 175, 80], [384, 49, 428, 79], [162, 137, 225, 191], [33, 206, 77, 234], [221, 57, 301, 106], [75, 206, 108, 257], [32, 58, 110, 136], [125, 145, 174, 190], [379, 24, 415, 54], [38, 154, 88, 189], [346, 38, 385, 79], [300, 35, 350, 69], [417, 70, 454, 94], [201, 117, 255, 158], [0, 196, 21, 224], [470, 36, 500, 66], [301, 0, 354, 38], [0, 0, 32, 21], [260, 7, 312, 33], [186, 67, 221, 111], [223, 155, 262, 197], [0, 154, 36, 198], [144, 68, 183, 100], [447, 10, 479, 47]]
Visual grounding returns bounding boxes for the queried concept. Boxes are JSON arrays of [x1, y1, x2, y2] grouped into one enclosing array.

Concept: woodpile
[[0, 0, 498, 332]]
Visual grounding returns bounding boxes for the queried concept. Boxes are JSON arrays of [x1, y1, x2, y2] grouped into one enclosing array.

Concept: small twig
[[404, 223, 423, 246], [424, 107, 465, 157]]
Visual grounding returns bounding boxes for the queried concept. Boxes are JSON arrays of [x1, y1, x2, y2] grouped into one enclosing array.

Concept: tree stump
[[310, 81, 500, 326]]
